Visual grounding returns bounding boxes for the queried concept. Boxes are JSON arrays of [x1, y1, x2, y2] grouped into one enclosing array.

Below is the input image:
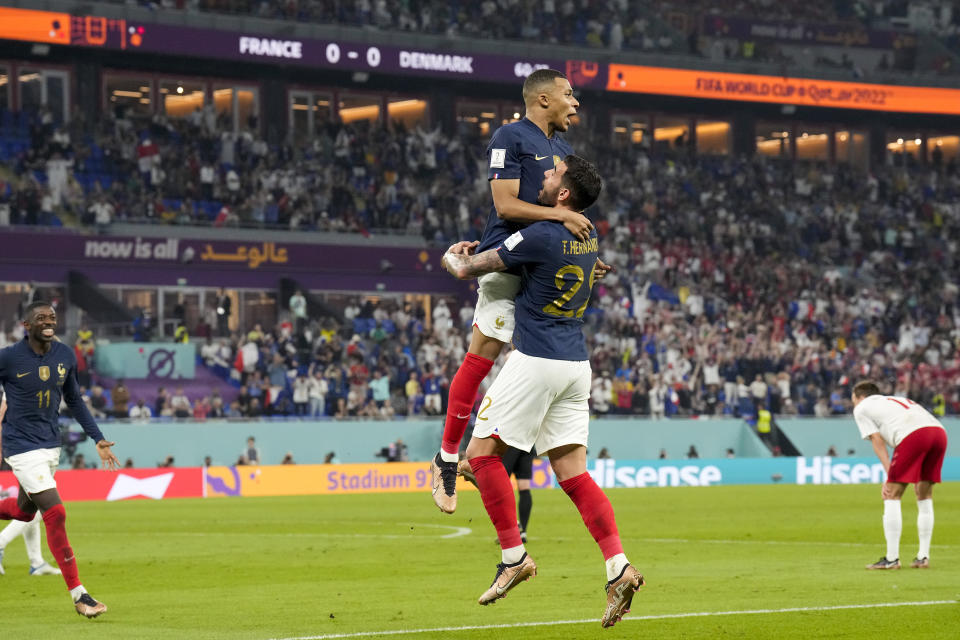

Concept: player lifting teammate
[[0, 301, 120, 617], [442, 155, 643, 628], [850, 381, 948, 570], [430, 68, 610, 513]]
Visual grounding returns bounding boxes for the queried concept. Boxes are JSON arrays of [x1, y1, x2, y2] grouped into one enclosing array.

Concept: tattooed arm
[[441, 241, 507, 280]]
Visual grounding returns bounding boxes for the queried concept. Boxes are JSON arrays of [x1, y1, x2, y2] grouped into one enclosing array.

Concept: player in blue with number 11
[[0, 301, 119, 618], [442, 155, 644, 628]]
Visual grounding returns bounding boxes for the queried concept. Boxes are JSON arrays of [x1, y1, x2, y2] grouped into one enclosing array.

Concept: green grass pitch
[[1, 483, 957, 639]]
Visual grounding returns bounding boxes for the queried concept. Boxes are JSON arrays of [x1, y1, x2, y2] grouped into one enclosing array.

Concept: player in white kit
[[851, 381, 948, 570]]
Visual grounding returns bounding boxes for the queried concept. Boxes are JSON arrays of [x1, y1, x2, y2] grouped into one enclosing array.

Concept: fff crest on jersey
[[57, 363, 66, 382], [38, 365, 50, 381]]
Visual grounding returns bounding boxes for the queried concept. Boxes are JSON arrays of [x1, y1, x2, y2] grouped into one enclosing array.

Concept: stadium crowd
[[0, 103, 488, 237], [107, 0, 960, 75], [4, 98, 960, 420]]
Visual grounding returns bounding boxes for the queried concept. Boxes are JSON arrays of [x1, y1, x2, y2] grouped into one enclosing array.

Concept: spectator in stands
[[132, 308, 154, 342], [281, 452, 295, 465], [111, 380, 130, 418], [74, 328, 95, 388], [240, 437, 261, 465], [193, 396, 210, 420], [749, 374, 768, 409], [686, 445, 700, 459], [405, 371, 422, 416], [292, 375, 310, 416], [289, 289, 307, 336], [88, 385, 107, 419], [154, 386, 168, 417], [307, 370, 328, 417], [325, 364, 348, 417], [649, 377, 666, 419], [170, 386, 192, 418], [421, 363, 442, 415], [216, 289, 231, 337], [369, 369, 390, 414], [208, 397, 226, 418], [128, 398, 152, 422]]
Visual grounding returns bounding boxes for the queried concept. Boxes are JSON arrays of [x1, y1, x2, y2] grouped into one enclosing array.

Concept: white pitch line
[[153, 522, 472, 541], [562, 535, 958, 550], [268, 600, 957, 640]]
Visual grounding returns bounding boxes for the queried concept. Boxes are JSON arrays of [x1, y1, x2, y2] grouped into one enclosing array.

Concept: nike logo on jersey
[[534, 154, 549, 161], [456, 412, 471, 419], [16, 372, 30, 378]]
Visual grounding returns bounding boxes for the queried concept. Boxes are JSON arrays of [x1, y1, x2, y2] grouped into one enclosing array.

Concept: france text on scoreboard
[[607, 64, 960, 116], [0, 7, 559, 84]]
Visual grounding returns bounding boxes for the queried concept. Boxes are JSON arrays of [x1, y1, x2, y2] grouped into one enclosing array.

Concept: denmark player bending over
[[442, 155, 643, 628], [851, 380, 948, 570]]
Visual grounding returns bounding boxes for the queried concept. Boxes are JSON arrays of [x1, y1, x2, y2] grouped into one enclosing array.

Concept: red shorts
[[888, 427, 948, 484]]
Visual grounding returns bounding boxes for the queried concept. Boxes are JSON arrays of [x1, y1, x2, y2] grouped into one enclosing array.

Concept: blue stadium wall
[[68, 418, 960, 468]]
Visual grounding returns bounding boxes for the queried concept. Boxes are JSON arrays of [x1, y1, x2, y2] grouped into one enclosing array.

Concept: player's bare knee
[[466, 436, 505, 459], [468, 327, 505, 361], [915, 482, 933, 500]]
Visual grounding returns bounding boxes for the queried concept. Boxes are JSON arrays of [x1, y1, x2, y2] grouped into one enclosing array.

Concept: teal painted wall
[[68, 417, 769, 468], [95, 343, 195, 379], [66, 416, 958, 469], [777, 418, 960, 457]]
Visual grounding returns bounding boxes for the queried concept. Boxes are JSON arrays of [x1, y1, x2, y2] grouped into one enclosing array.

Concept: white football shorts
[[472, 272, 521, 343], [472, 350, 591, 454], [5, 447, 61, 494]]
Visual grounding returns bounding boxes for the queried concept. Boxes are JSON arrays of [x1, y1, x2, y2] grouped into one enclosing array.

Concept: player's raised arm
[[442, 242, 507, 281], [491, 178, 592, 241]]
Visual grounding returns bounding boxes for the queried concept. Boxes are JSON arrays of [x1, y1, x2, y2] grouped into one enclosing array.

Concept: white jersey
[[853, 395, 944, 448]]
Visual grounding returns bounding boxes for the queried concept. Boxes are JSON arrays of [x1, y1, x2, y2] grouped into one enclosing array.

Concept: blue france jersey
[[497, 221, 598, 361], [0, 338, 104, 457], [478, 118, 574, 253]]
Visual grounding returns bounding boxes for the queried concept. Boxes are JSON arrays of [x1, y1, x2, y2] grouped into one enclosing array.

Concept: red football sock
[[560, 472, 624, 559], [470, 455, 523, 549], [441, 353, 494, 455], [0, 496, 35, 522], [42, 504, 81, 590]]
